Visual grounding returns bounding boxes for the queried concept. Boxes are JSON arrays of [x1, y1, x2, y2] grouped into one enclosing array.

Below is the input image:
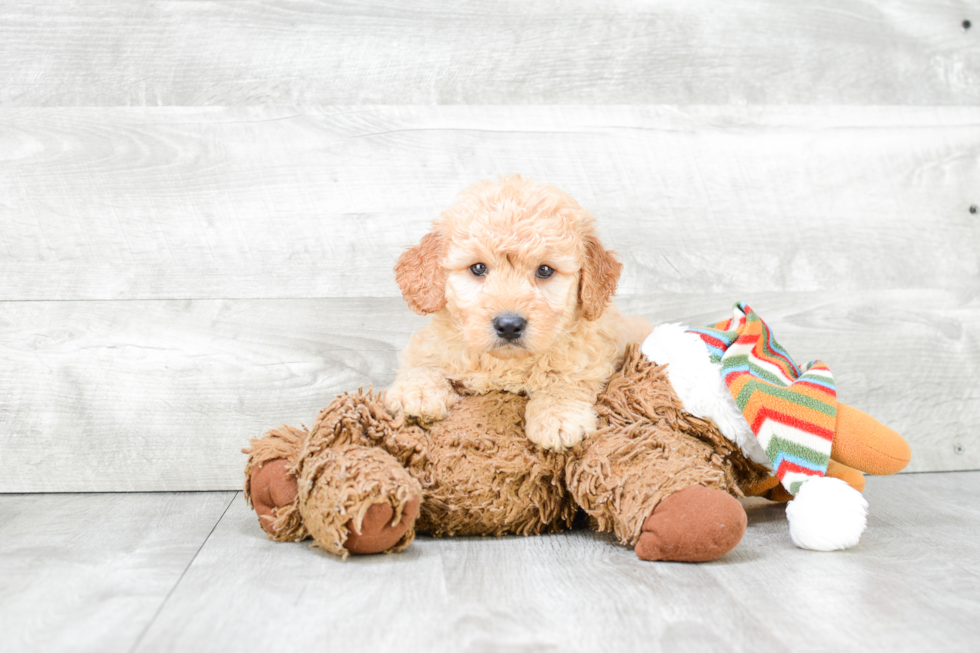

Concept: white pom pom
[[785, 476, 868, 551]]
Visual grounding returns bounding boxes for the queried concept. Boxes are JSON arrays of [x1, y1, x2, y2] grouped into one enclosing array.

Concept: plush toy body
[[245, 333, 910, 561], [246, 345, 765, 561]]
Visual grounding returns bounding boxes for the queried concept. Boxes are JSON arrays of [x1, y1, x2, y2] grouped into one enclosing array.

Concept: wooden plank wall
[[1, 0, 977, 491]]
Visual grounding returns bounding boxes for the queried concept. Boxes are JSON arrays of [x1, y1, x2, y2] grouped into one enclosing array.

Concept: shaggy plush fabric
[[298, 444, 421, 557], [246, 388, 575, 554], [244, 345, 771, 556], [243, 424, 304, 504], [310, 388, 575, 537], [567, 344, 770, 546], [242, 425, 309, 541], [407, 391, 574, 537]]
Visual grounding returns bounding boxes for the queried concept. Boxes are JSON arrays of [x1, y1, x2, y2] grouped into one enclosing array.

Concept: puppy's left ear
[[579, 236, 623, 321], [394, 231, 447, 315]]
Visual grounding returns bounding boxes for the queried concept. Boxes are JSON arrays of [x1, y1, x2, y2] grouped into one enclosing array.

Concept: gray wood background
[[1, 0, 978, 491]]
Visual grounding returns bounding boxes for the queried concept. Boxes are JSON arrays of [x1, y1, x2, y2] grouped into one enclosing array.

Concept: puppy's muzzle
[[493, 313, 527, 341]]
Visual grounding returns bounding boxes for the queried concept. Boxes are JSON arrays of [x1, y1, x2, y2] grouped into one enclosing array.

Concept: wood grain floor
[[2, 472, 978, 653]]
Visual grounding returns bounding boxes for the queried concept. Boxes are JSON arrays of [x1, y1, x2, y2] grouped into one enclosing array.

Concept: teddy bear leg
[[243, 425, 308, 540], [250, 458, 300, 535], [567, 418, 748, 562], [634, 485, 747, 562], [298, 444, 423, 557]]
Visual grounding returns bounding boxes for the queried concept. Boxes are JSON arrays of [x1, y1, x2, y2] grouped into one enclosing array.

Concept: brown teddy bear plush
[[244, 344, 910, 562]]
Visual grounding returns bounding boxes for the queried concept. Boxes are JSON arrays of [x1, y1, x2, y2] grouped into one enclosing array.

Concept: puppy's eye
[[536, 265, 555, 279], [470, 263, 487, 277]]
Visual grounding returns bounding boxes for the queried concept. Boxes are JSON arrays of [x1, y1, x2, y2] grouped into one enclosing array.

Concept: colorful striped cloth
[[686, 302, 837, 495]]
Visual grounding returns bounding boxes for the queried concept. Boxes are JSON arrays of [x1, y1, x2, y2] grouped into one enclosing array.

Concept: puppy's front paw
[[385, 368, 458, 422], [387, 386, 456, 422], [524, 397, 598, 451]]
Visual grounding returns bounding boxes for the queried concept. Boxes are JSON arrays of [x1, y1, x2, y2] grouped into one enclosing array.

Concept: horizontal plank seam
[[0, 287, 975, 304], [128, 491, 238, 653]]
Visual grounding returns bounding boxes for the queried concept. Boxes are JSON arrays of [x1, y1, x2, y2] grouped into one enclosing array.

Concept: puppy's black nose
[[493, 314, 527, 341]]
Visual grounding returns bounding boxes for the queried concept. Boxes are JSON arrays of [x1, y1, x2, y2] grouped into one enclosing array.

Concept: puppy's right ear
[[578, 236, 623, 321], [394, 232, 447, 315]]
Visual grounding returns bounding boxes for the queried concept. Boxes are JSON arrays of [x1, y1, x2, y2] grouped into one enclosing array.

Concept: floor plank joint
[[127, 492, 239, 653]]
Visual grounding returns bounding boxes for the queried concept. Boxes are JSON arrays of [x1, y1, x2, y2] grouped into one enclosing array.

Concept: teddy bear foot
[[296, 445, 424, 556], [344, 497, 422, 554], [634, 485, 747, 562], [248, 451, 422, 554], [250, 458, 299, 536]]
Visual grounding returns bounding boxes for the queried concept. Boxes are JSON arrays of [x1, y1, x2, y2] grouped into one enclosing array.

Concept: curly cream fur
[[388, 175, 651, 450]]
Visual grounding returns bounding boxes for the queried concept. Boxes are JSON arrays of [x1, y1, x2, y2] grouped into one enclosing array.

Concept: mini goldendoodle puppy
[[385, 175, 651, 450]]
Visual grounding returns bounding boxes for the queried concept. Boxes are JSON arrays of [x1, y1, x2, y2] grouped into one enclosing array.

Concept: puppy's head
[[395, 175, 621, 357]]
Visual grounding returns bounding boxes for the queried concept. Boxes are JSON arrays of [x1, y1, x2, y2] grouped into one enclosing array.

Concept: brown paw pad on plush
[[250, 458, 299, 535], [344, 496, 422, 554], [634, 485, 747, 562]]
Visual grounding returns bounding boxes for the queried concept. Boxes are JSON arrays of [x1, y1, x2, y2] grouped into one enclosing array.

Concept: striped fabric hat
[[686, 302, 836, 496]]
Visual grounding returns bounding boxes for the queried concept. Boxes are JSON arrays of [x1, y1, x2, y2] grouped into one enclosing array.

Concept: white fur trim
[[785, 477, 869, 551], [641, 323, 770, 466]]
